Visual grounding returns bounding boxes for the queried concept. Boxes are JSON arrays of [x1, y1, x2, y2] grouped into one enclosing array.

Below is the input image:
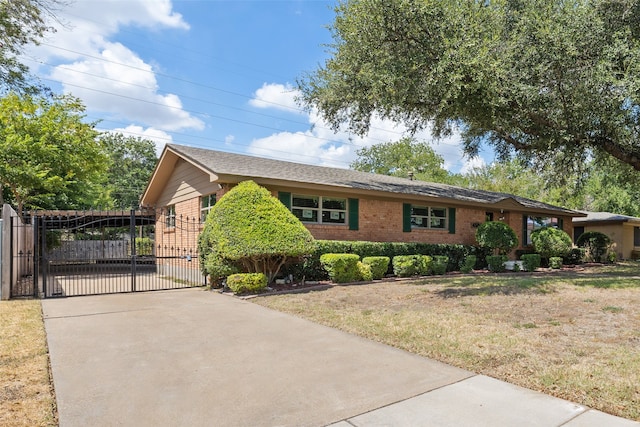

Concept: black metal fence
[[9, 208, 204, 298]]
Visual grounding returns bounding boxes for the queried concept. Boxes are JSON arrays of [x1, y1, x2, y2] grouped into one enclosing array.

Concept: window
[[634, 227, 640, 247], [165, 205, 176, 228], [524, 216, 559, 245], [200, 194, 216, 222], [411, 205, 447, 229], [292, 194, 347, 224]]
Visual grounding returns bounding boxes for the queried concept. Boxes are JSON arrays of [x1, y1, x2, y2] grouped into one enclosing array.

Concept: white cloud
[[28, 1, 201, 132], [106, 125, 173, 156], [249, 83, 303, 113], [247, 83, 472, 173], [459, 156, 487, 175]]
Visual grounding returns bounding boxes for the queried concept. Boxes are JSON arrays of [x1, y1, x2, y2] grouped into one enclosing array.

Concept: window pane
[[293, 208, 318, 222], [411, 216, 428, 227], [322, 197, 346, 210], [431, 207, 446, 218], [322, 210, 346, 224], [430, 218, 446, 229], [292, 195, 318, 208], [412, 206, 428, 216]]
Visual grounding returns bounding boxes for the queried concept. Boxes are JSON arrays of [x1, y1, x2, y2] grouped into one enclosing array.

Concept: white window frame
[[165, 205, 176, 228], [411, 205, 448, 230], [292, 194, 347, 225], [200, 193, 216, 222]]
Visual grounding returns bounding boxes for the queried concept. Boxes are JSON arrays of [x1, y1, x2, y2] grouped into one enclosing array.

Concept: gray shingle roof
[[573, 211, 640, 224], [167, 144, 580, 215]]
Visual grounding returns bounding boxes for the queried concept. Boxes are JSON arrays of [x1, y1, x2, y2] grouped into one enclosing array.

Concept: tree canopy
[[0, 0, 61, 92], [351, 137, 454, 183], [99, 133, 158, 209], [299, 0, 640, 174], [0, 93, 108, 212]]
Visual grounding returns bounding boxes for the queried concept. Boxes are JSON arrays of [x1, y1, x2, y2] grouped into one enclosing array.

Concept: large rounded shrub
[[198, 180, 316, 283], [576, 231, 611, 262], [475, 221, 518, 255], [530, 227, 572, 259]]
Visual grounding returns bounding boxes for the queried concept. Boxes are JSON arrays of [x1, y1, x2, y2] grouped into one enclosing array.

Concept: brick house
[[141, 144, 584, 257]]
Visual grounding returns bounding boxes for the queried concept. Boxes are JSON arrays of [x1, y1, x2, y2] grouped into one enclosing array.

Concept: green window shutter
[[348, 198, 359, 230], [558, 218, 564, 230], [522, 215, 529, 245], [448, 207, 456, 234], [278, 192, 291, 209], [403, 203, 412, 232]]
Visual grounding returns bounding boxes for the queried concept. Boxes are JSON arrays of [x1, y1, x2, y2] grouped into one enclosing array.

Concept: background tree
[[99, 133, 158, 209], [198, 180, 316, 284], [0, 0, 62, 92], [299, 0, 640, 176], [351, 137, 455, 183], [0, 93, 108, 213]]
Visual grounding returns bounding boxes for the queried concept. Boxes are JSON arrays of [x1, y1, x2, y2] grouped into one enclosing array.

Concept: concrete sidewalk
[[42, 288, 639, 427]]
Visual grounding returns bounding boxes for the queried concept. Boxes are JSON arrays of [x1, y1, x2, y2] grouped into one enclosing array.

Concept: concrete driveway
[[42, 288, 639, 427]]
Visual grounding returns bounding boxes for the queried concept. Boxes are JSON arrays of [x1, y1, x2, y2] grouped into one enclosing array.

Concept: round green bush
[[460, 255, 477, 273], [226, 273, 267, 294], [530, 227, 572, 259], [362, 256, 390, 280], [357, 261, 373, 281], [392, 255, 432, 277], [486, 255, 508, 272], [476, 221, 518, 255], [320, 253, 361, 283], [576, 231, 611, 262], [520, 253, 541, 271], [549, 256, 563, 269]]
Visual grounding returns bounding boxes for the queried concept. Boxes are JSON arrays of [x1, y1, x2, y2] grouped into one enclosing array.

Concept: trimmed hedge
[[432, 255, 449, 275], [486, 255, 508, 272], [460, 255, 477, 273], [319, 253, 361, 283], [280, 240, 491, 281], [521, 254, 541, 272], [226, 273, 267, 294], [357, 261, 373, 281], [362, 256, 390, 280], [392, 255, 432, 277], [549, 256, 563, 269]]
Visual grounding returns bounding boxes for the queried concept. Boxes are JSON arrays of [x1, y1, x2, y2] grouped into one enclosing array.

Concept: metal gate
[[9, 208, 204, 298]]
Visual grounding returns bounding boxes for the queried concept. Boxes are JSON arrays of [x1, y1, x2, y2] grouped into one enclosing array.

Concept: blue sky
[[26, 0, 486, 173]]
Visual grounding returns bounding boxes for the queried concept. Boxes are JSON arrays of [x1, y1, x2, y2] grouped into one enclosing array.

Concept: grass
[[0, 300, 57, 426], [254, 261, 640, 421]]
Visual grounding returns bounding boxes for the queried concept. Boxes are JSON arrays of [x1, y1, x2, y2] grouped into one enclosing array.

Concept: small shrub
[[226, 273, 267, 294], [512, 262, 521, 272], [576, 231, 611, 263], [392, 255, 432, 277], [564, 248, 584, 265], [549, 256, 563, 269], [460, 255, 477, 273], [320, 253, 361, 283], [357, 261, 373, 281], [476, 221, 518, 255], [362, 256, 390, 280], [419, 255, 433, 275], [530, 227, 572, 259], [432, 255, 449, 275], [486, 255, 508, 272], [607, 251, 617, 263], [521, 254, 541, 272]]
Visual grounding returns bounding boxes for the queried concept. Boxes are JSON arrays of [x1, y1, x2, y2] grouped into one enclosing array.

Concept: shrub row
[[281, 240, 490, 281]]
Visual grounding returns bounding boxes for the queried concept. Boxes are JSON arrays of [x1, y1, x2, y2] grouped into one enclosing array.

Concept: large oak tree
[[298, 0, 640, 173]]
